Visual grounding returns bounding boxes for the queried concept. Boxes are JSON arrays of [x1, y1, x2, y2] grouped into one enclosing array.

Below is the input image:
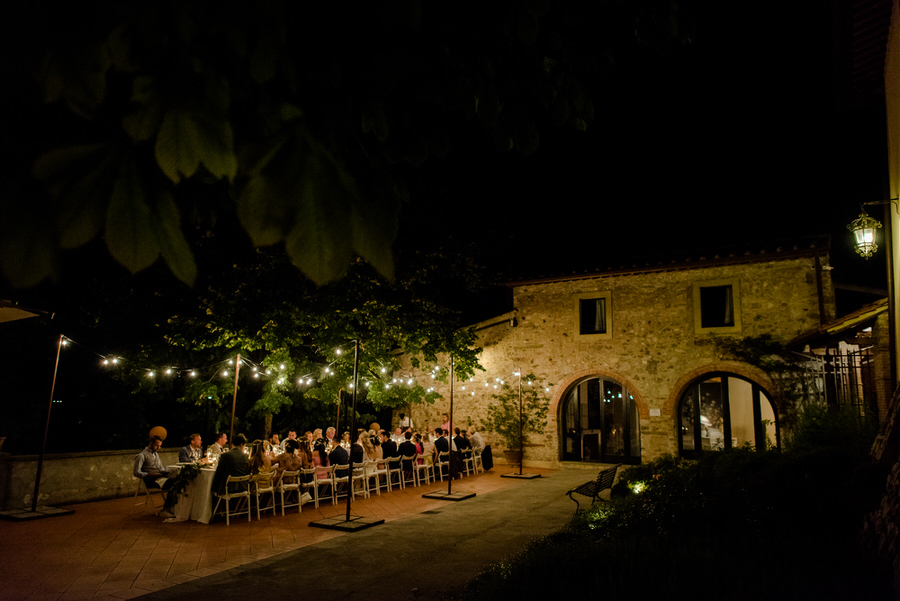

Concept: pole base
[[308, 515, 384, 532], [421, 490, 476, 501], [501, 472, 541, 479], [0, 506, 75, 521]]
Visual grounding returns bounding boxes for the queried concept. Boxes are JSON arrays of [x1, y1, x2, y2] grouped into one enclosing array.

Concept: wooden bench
[[566, 464, 621, 510]]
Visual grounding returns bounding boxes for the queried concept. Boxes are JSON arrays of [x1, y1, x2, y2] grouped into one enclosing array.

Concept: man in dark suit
[[211, 434, 249, 495], [349, 439, 364, 466], [398, 431, 418, 471], [328, 443, 350, 478], [433, 428, 453, 479], [381, 431, 399, 458]]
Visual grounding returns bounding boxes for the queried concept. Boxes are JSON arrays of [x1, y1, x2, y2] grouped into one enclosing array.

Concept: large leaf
[[284, 152, 354, 285], [149, 188, 197, 286], [33, 144, 117, 249], [0, 210, 56, 288], [155, 107, 237, 183], [105, 165, 160, 273]]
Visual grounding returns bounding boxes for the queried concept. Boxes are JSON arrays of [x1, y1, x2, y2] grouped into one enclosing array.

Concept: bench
[[566, 464, 621, 510]]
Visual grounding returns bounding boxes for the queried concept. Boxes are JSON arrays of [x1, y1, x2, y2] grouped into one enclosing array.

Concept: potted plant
[[481, 373, 551, 467]]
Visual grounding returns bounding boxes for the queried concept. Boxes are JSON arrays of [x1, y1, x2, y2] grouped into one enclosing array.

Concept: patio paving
[[0, 467, 597, 601]]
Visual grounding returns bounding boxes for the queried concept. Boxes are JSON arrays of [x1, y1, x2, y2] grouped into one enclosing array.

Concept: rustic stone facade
[[399, 244, 834, 466]]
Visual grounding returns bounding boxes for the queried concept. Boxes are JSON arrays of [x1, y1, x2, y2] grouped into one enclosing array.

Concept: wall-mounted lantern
[[847, 210, 882, 258]]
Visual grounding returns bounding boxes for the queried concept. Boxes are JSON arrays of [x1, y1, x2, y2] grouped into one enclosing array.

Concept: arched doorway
[[561, 376, 641, 464], [678, 372, 778, 457]]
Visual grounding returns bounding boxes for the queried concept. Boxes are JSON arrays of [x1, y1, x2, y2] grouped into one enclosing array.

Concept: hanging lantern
[[848, 210, 882, 258]]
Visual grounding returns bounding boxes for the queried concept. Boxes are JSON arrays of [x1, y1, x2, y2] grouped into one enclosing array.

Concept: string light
[[42, 334, 555, 402]]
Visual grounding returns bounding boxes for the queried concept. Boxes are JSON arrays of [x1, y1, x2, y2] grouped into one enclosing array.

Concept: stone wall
[[0, 449, 179, 509], [399, 254, 830, 466]]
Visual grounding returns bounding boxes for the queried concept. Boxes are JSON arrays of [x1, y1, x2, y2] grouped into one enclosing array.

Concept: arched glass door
[[561, 377, 641, 464], [678, 373, 778, 458]]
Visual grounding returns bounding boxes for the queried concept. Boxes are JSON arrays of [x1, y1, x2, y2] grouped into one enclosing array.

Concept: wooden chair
[[461, 450, 475, 476], [132, 477, 165, 515], [413, 454, 432, 486], [434, 451, 450, 481], [401, 455, 417, 488], [212, 474, 252, 525], [276, 469, 302, 515], [364, 460, 386, 496], [385, 456, 404, 490], [299, 467, 320, 508], [331, 464, 356, 503], [253, 471, 277, 519], [313, 464, 336, 505], [472, 450, 485, 473]]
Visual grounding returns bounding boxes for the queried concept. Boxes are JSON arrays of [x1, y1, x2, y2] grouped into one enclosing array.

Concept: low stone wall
[[0, 449, 179, 510]]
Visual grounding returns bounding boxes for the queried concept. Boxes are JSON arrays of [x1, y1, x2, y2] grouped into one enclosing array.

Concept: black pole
[[32, 334, 63, 512], [447, 358, 454, 495], [229, 353, 241, 446], [518, 371, 524, 476], [346, 340, 359, 522]]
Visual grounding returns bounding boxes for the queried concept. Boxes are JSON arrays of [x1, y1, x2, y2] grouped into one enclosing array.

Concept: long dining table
[[165, 464, 217, 524]]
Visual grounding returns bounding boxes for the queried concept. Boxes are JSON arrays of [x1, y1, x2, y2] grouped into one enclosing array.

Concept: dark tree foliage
[[0, 0, 694, 289]]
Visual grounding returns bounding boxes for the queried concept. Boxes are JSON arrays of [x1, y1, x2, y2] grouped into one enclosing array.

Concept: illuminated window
[[561, 376, 641, 464], [574, 291, 612, 339], [693, 278, 741, 335], [678, 373, 778, 458]]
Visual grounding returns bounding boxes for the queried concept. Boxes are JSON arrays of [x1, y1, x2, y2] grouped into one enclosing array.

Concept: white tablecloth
[[166, 465, 216, 524]]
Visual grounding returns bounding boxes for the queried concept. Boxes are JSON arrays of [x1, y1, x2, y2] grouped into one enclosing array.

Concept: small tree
[[481, 373, 550, 451]]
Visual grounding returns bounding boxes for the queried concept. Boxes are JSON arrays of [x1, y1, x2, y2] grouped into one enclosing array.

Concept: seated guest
[[134, 435, 170, 488], [433, 427, 448, 455], [248, 440, 273, 475], [350, 437, 364, 466], [421, 432, 435, 460], [391, 427, 404, 444], [178, 433, 206, 464], [467, 426, 485, 454], [313, 438, 330, 480], [294, 438, 314, 469], [398, 431, 418, 471], [269, 433, 281, 449], [208, 432, 227, 455], [211, 434, 249, 495], [414, 433, 425, 464], [274, 439, 303, 481], [370, 432, 383, 460], [381, 431, 399, 458], [454, 427, 471, 452], [328, 441, 350, 478]]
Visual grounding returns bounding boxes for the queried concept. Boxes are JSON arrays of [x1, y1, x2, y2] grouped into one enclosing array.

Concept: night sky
[[397, 1, 889, 306]]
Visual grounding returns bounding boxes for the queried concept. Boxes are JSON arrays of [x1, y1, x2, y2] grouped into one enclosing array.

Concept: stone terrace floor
[[0, 467, 596, 601]]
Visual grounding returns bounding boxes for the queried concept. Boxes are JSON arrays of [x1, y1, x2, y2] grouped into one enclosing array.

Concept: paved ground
[[1, 467, 598, 601]]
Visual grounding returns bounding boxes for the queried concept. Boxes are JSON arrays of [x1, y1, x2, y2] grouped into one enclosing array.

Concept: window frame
[[692, 278, 742, 335], [574, 291, 612, 340]]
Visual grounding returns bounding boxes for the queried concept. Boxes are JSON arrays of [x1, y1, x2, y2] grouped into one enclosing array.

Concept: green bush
[[459, 446, 892, 601]]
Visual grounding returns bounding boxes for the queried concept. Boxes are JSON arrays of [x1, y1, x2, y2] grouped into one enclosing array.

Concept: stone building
[[401, 237, 837, 466]]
